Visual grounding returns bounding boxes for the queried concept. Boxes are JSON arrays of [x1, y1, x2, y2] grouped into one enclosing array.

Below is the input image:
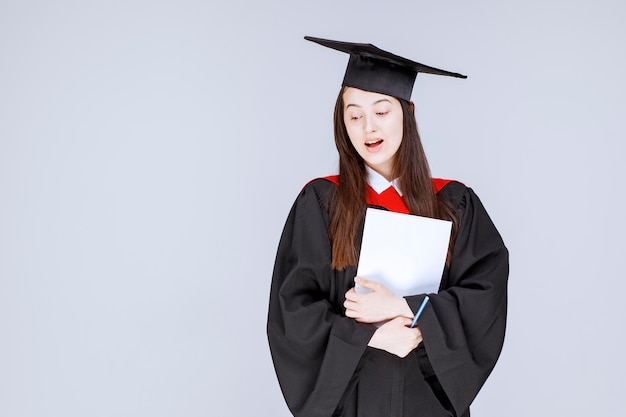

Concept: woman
[[267, 36, 508, 417]]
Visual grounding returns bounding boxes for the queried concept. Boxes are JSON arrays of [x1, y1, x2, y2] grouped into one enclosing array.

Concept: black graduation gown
[[267, 178, 508, 417]]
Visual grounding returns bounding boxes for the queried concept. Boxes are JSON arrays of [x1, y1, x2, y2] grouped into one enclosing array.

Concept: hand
[[344, 277, 414, 323], [367, 316, 423, 358]]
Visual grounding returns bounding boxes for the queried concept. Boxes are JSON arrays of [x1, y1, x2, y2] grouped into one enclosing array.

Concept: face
[[342, 87, 404, 181]]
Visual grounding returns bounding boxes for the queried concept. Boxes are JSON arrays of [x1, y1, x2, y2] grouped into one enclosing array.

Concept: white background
[[1, 1, 625, 416]]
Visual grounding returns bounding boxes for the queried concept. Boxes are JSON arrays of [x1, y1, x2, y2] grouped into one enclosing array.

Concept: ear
[[409, 101, 415, 113]]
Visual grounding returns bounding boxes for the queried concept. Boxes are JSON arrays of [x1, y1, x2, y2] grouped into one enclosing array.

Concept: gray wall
[[1, 1, 624, 416]]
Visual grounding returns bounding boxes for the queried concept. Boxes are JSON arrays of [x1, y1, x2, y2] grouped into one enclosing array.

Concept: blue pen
[[409, 296, 430, 328]]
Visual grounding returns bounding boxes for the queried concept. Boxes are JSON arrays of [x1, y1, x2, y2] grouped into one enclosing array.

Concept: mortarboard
[[304, 36, 467, 101]]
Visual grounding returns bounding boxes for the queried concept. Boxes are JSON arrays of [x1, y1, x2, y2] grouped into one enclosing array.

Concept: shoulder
[[294, 176, 338, 212], [303, 176, 339, 192], [435, 179, 493, 218], [305, 175, 339, 187], [434, 178, 468, 207], [438, 180, 503, 238]]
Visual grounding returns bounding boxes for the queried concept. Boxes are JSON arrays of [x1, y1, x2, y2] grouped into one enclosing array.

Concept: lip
[[364, 138, 384, 153]]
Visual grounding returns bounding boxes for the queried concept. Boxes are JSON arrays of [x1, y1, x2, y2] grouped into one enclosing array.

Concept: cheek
[[390, 117, 404, 142], [344, 125, 360, 145]]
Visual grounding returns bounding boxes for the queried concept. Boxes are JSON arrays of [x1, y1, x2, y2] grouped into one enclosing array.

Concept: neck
[[368, 165, 394, 182]]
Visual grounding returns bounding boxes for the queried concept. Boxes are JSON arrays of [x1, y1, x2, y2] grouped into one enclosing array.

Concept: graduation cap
[[304, 36, 467, 101]]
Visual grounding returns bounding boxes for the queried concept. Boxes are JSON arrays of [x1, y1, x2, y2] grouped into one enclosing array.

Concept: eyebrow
[[345, 98, 393, 109]]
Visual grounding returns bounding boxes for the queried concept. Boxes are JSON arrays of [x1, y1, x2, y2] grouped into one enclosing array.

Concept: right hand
[[367, 317, 423, 358], [344, 277, 414, 324]]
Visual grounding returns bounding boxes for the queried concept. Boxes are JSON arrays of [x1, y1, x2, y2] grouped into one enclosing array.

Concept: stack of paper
[[356, 208, 452, 297]]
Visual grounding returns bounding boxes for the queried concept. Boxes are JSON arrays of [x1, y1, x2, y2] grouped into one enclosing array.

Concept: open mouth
[[365, 139, 383, 147]]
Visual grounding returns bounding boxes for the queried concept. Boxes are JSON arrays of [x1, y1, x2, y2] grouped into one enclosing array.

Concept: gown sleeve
[[267, 180, 377, 417], [404, 184, 509, 416]]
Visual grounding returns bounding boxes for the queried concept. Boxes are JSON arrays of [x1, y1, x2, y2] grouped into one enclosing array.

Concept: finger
[[398, 317, 413, 327], [344, 307, 363, 319], [354, 276, 381, 290], [344, 288, 359, 301]]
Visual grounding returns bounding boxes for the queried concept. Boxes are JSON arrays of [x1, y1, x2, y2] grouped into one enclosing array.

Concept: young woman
[[267, 36, 508, 417]]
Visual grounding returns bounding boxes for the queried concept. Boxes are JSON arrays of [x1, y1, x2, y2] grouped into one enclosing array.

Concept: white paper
[[356, 208, 452, 297]]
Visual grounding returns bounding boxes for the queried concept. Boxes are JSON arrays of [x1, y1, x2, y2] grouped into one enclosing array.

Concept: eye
[[376, 110, 389, 116], [348, 114, 362, 121]]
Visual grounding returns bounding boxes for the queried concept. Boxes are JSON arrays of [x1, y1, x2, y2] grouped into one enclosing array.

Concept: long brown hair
[[329, 87, 458, 270]]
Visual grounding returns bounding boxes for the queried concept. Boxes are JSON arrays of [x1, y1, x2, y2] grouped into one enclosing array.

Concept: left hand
[[368, 317, 423, 357], [344, 277, 414, 323]]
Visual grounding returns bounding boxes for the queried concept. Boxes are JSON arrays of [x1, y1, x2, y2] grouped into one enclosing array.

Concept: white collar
[[366, 165, 403, 196]]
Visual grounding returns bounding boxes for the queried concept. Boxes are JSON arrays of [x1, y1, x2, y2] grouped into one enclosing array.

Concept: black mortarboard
[[304, 36, 467, 101]]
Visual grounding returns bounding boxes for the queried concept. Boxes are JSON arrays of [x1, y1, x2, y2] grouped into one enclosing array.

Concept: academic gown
[[267, 177, 508, 417]]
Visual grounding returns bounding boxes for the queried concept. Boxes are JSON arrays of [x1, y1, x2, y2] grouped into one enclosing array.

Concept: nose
[[364, 115, 377, 133]]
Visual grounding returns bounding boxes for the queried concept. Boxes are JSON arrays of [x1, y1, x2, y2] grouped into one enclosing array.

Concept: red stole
[[322, 175, 452, 214]]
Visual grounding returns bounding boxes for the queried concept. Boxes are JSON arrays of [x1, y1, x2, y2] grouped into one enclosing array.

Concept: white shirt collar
[[366, 165, 403, 196]]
